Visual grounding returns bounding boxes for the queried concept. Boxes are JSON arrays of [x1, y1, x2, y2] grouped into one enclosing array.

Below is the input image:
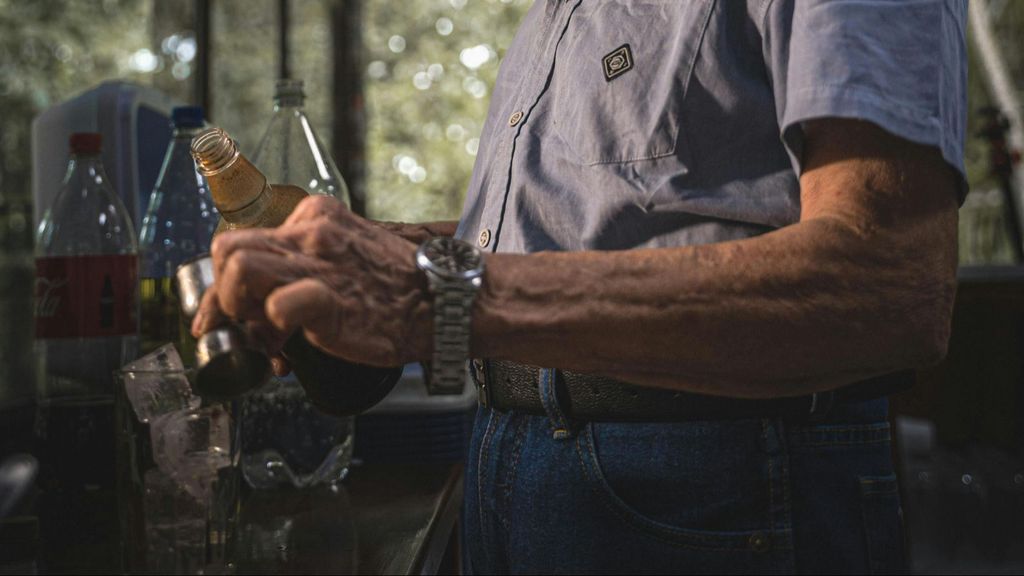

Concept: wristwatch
[[415, 236, 486, 395]]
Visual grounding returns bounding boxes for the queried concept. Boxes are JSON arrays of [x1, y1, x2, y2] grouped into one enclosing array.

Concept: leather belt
[[470, 360, 913, 423]]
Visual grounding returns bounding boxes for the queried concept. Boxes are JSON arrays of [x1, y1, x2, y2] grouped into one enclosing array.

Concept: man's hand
[[191, 195, 433, 368]]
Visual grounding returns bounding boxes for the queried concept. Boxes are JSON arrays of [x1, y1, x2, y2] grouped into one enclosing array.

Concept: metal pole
[[195, 0, 212, 116], [332, 0, 367, 216], [278, 0, 290, 80]]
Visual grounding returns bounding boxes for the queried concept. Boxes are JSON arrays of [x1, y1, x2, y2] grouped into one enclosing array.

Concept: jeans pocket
[[859, 474, 907, 574], [573, 421, 783, 551]]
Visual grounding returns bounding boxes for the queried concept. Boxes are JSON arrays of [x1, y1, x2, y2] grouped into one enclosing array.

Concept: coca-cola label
[[36, 255, 138, 338]]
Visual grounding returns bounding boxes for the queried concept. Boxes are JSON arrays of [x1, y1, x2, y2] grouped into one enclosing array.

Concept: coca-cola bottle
[[34, 132, 138, 572]]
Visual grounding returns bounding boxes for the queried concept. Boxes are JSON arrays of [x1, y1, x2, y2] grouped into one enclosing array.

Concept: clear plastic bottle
[[139, 106, 218, 359], [251, 79, 351, 204], [34, 132, 138, 572]]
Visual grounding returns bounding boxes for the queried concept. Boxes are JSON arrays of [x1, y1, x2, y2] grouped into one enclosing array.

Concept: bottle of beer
[[189, 127, 400, 416]]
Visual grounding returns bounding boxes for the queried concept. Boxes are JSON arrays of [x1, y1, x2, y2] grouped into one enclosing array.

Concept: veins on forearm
[[373, 220, 458, 244], [470, 216, 952, 398]]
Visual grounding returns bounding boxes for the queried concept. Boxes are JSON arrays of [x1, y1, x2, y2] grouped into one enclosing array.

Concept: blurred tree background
[[0, 0, 1022, 258], [0, 0, 529, 223]]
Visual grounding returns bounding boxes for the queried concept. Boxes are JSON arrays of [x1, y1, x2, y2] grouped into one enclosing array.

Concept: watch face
[[419, 237, 483, 280]]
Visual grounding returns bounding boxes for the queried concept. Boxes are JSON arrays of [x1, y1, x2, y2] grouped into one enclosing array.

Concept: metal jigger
[[176, 254, 214, 319], [175, 255, 271, 400]]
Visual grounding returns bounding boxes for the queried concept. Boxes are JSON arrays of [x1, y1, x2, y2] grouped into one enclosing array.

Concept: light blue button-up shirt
[[455, 0, 967, 254]]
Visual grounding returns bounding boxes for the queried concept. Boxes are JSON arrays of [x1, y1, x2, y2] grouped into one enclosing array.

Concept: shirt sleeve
[[762, 0, 968, 190]]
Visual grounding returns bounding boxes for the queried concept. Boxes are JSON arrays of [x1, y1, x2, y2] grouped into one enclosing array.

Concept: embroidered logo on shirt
[[602, 44, 633, 82]]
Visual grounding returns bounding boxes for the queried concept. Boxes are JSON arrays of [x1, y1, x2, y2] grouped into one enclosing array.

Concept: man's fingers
[[270, 356, 291, 377], [210, 228, 293, 278], [265, 278, 339, 339], [244, 319, 286, 350], [216, 249, 312, 321], [191, 284, 229, 337], [282, 194, 346, 226]]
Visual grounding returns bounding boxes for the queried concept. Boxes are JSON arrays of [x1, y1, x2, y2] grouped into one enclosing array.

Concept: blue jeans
[[464, 369, 905, 574]]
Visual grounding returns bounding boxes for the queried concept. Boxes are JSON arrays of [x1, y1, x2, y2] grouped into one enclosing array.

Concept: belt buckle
[[471, 359, 492, 407]]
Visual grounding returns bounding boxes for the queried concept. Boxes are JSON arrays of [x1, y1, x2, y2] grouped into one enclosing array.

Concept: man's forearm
[[472, 216, 953, 399], [374, 220, 458, 244], [468, 120, 959, 399]]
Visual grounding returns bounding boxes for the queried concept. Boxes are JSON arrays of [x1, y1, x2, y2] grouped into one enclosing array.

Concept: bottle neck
[[191, 128, 273, 216], [274, 95, 305, 110], [173, 126, 204, 140], [217, 181, 273, 225], [65, 153, 109, 186]]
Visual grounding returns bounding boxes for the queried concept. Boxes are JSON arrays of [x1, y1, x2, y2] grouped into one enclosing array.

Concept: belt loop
[[807, 390, 836, 422], [471, 359, 492, 407], [538, 368, 573, 440]]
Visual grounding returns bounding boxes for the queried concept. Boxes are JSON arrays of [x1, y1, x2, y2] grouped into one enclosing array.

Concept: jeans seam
[[796, 439, 891, 447], [496, 416, 528, 572], [573, 423, 790, 551], [764, 420, 776, 535], [770, 418, 796, 571], [499, 416, 528, 533], [540, 368, 571, 433], [788, 422, 892, 447], [780, 420, 794, 535], [476, 408, 498, 569]]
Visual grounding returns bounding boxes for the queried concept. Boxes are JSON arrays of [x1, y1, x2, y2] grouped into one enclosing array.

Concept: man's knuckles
[[218, 250, 281, 318], [221, 249, 258, 285], [289, 194, 345, 224], [306, 220, 336, 251]]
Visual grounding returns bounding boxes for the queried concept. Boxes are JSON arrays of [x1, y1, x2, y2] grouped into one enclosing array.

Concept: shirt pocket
[[550, 0, 714, 166]]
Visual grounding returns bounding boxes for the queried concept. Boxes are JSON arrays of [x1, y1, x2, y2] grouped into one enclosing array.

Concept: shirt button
[[508, 110, 524, 127], [478, 228, 491, 248]]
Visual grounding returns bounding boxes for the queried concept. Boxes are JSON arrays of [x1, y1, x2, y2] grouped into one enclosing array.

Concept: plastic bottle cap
[[69, 133, 102, 155], [172, 106, 205, 129], [274, 79, 306, 104]]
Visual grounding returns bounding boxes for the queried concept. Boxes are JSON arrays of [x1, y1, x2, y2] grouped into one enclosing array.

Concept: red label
[[35, 255, 138, 339]]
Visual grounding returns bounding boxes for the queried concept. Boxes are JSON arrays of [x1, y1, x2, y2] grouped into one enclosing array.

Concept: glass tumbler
[[115, 351, 237, 574]]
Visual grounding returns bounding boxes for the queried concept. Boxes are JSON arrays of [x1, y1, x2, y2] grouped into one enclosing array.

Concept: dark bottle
[[190, 127, 400, 414]]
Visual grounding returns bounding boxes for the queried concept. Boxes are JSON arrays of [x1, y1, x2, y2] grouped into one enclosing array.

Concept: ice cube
[[122, 343, 185, 372], [118, 369, 199, 423], [150, 404, 231, 503], [117, 343, 198, 423]]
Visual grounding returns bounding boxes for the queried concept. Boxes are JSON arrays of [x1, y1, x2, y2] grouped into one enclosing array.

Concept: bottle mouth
[[191, 128, 240, 176]]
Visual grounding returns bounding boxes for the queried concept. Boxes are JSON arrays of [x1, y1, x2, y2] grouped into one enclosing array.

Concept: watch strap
[[428, 280, 476, 395]]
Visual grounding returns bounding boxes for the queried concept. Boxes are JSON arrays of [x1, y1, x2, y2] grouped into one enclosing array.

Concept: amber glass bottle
[[190, 128, 400, 415]]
